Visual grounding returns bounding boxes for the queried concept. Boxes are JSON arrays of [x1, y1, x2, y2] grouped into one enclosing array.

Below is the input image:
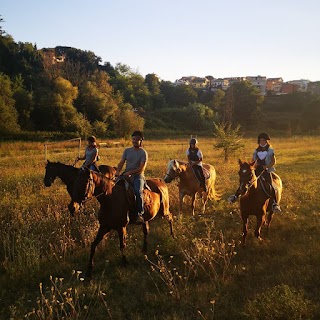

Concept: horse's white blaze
[[242, 169, 247, 173]]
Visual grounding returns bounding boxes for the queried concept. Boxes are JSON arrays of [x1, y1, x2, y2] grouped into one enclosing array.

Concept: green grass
[[1, 136, 320, 319]]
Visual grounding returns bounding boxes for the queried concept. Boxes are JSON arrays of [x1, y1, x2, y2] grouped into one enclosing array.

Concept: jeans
[[133, 174, 145, 215]]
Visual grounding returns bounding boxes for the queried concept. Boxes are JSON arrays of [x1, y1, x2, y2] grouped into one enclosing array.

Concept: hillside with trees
[[1, 16, 320, 140]]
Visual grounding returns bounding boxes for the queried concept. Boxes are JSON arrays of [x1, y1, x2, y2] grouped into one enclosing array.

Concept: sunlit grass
[[0, 136, 320, 319]]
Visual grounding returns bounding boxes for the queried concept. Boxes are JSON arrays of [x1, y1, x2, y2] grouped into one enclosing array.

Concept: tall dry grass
[[0, 136, 320, 319]]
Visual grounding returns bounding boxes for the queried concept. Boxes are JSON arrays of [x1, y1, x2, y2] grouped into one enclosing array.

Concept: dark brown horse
[[44, 160, 116, 215], [72, 167, 174, 277], [164, 159, 220, 215], [237, 160, 283, 245]]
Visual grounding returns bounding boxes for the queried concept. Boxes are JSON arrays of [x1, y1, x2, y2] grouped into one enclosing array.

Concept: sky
[[2, 0, 320, 82]]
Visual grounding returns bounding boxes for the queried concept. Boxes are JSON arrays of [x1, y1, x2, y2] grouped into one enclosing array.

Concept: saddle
[[191, 165, 210, 182], [259, 173, 280, 203], [115, 176, 152, 223]]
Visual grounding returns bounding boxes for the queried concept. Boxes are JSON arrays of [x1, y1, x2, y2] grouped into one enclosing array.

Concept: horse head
[[72, 167, 95, 204], [237, 160, 257, 196], [164, 159, 181, 183], [44, 160, 58, 187]]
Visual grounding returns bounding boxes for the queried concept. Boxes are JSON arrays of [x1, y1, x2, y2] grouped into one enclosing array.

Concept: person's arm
[[116, 159, 125, 176], [263, 154, 276, 170]]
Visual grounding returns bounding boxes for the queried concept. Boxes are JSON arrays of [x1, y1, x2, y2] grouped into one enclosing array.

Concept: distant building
[[191, 77, 209, 88], [266, 78, 283, 94], [224, 77, 246, 85], [281, 82, 299, 94], [287, 79, 310, 92], [211, 78, 229, 91], [246, 75, 267, 95]]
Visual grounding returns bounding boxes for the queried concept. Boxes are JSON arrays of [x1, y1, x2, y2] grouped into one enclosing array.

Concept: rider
[[76, 135, 100, 171], [228, 133, 281, 213], [115, 130, 148, 224], [187, 138, 207, 192]]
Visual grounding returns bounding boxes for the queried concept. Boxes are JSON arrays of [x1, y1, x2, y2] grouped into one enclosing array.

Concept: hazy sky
[[2, 0, 320, 82]]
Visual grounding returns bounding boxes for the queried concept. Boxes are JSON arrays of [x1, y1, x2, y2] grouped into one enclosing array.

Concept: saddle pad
[[202, 167, 211, 180]]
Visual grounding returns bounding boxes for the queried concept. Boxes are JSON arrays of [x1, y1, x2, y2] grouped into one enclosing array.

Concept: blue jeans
[[133, 174, 145, 215]]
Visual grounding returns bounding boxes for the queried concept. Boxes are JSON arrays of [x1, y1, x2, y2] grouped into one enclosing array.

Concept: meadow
[[0, 136, 320, 319]]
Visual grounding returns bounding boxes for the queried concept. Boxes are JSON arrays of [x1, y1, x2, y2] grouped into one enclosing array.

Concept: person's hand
[[124, 172, 131, 177]]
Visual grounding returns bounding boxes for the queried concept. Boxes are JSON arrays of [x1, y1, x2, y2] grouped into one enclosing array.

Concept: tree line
[[1, 16, 320, 140]]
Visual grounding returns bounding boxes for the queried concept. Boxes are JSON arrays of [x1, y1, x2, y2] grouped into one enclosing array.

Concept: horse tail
[[206, 165, 221, 201]]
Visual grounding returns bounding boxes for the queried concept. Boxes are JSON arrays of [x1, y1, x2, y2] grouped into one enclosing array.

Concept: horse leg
[[166, 214, 175, 238], [242, 214, 248, 246], [254, 215, 264, 241], [179, 191, 184, 216], [191, 194, 196, 216], [201, 192, 208, 214], [118, 227, 128, 265], [265, 211, 273, 236], [86, 225, 111, 278], [142, 221, 150, 253], [68, 201, 79, 217]]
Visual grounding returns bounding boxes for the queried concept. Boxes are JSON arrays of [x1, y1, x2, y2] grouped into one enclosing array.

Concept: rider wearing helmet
[[228, 133, 281, 213], [76, 135, 100, 171], [186, 138, 207, 192], [115, 130, 148, 224]]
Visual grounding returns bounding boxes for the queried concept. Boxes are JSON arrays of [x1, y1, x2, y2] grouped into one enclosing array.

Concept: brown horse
[[72, 167, 174, 277], [44, 160, 116, 215], [237, 160, 283, 245], [164, 159, 220, 215]]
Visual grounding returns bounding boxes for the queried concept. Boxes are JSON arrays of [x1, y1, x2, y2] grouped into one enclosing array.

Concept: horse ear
[[238, 159, 243, 165], [250, 160, 257, 167], [47, 160, 51, 164]]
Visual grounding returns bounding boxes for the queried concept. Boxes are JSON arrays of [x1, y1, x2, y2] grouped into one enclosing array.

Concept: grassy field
[[1, 136, 320, 319]]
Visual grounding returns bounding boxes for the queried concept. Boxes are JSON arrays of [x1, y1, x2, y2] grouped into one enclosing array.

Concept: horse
[[44, 160, 116, 215], [164, 159, 220, 216], [72, 167, 174, 277], [236, 160, 283, 245]]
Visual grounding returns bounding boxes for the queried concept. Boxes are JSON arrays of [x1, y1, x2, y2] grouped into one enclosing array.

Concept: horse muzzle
[[164, 174, 174, 183]]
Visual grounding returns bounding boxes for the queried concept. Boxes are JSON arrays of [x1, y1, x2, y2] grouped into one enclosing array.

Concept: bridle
[[239, 169, 265, 196]]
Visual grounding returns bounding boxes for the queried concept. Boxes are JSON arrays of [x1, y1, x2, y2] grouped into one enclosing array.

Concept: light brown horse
[[237, 160, 283, 245], [44, 160, 116, 216], [164, 159, 220, 215], [72, 167, 174, 277]]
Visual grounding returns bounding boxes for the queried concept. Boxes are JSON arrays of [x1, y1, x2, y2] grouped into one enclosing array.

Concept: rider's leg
[[265, 172, 281, 213], [133, 174, 145, 224]]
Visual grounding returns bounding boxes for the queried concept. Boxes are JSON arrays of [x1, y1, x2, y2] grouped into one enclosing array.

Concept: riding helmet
[[189, 138, 198, 145], [87, 135, 97, 143], [257, 132, 270, 143], [131, 130, 144, 140]]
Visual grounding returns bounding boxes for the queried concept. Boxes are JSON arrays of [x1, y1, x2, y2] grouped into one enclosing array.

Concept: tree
[[213, 122, 243, 162], [301, 98, 320, 131], [32, 76, 82, 132], [145, 73, 160, 95], [115, 104, 144, 138], [223, 81, 264, 128], [0, 73, 20, 133], [76, 71, 119, 123], [12, 74, 34, 129]]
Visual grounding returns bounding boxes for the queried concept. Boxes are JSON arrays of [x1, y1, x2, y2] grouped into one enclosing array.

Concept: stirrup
[[272, 203, 281, 213], [228, 195, 238, 204]]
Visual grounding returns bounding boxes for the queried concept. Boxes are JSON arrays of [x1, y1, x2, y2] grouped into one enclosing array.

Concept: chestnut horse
[[237, 160, 283, 245], [164, 159, 220, 215], [72, 167, 174, 277], [44, 160, 116, 215]]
